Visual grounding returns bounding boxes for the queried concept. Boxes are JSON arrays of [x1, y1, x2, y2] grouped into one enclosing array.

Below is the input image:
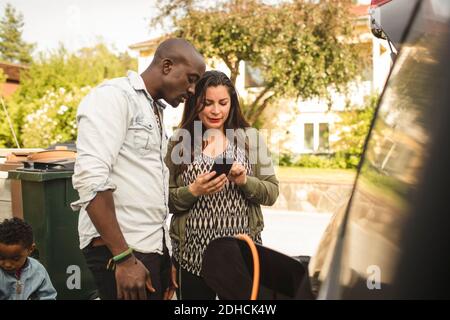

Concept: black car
[[202, 0, 450, 300], [315, 0, 450, 299]]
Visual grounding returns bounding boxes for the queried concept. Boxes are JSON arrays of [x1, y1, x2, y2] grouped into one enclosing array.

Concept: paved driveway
[[261, 208, 332, 257]]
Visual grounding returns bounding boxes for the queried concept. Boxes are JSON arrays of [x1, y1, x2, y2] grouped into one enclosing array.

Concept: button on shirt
[[71, 71, 171, 254]]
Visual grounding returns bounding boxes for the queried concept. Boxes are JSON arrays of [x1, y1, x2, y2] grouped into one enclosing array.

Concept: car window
[[317, 0, 450, 299]]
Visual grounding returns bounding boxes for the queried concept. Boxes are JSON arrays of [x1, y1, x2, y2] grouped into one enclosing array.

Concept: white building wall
[[137, 55, 152, 74]]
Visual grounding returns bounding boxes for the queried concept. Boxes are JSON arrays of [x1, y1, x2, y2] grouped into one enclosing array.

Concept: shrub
[[21, 86, 91, 147]]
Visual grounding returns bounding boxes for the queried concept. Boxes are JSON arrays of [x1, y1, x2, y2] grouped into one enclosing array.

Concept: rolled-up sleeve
[[71, 85, 130, 211]]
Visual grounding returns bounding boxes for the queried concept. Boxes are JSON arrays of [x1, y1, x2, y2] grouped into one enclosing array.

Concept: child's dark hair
[[0, 218, 34, 248]]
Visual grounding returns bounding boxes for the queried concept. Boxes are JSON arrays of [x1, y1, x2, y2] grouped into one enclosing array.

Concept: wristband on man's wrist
[[106, 247, 134, 270], [113, 247, 133, 262]]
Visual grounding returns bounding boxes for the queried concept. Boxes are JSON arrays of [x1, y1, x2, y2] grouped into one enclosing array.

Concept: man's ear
[[28, 243, 36, 254], [162, 58, 173, 75]]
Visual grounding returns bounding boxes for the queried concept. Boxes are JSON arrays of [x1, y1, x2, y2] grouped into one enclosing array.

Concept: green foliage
[[175, 0, 269, 84], [0, 69, 10, 148], [20, 86, 92, 148], [278, 153, 352, 169], [0, 3, 35, 64], [0, 43, 137, 148], [0, 99, 20, 148], [296, 154, 341, 169], [16, 44, 136, 105], [333, 94, 378, 162], [153, 0, 361, 125], [278, 153, 294, 167]]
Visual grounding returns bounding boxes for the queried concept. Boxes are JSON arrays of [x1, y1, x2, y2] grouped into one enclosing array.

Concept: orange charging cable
[[235, 234, 260, 300]]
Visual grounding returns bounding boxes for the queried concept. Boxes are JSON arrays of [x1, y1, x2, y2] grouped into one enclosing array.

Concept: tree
[[0, 3, 35, 64], [16, 43, 136, 105], [0, 43, 137, 148], [0, 69, 14, 148], [151, 0, 361, 125]]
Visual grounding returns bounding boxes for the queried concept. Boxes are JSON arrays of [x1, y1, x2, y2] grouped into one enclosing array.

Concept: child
[[0, 217, 57, 300]]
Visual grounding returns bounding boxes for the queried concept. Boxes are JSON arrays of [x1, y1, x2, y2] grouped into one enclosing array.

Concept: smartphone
[[209, 156, 234, 177]]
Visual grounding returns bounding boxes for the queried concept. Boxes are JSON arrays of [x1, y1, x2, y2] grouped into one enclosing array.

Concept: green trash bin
[[8, 170, 97, 300]]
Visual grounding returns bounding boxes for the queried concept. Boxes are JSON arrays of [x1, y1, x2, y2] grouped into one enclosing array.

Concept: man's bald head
[[142, 38, 206, 107], [152, 38, 204, 67]]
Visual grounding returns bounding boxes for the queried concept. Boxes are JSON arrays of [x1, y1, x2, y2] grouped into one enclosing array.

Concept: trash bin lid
[[0, 162, 23, 172], [8, 169, 74, 182], [20, 159, 75, 172], [27, 149, 76, 162]]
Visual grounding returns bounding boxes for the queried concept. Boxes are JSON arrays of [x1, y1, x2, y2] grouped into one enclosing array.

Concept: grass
[[274, 166, 356, 183]]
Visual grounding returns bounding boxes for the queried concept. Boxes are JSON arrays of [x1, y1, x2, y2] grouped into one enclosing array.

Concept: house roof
[[128, 34, 172, 51], [350, 4, 369, 17], [0, 61, 28, 83]]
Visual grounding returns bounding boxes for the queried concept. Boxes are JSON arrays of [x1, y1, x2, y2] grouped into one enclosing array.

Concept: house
[[0, 61, 27, 98], [129, 2, 392, 155]]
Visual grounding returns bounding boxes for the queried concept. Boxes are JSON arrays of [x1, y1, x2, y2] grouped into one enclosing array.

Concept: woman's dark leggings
[[176, 266, 217, 300]]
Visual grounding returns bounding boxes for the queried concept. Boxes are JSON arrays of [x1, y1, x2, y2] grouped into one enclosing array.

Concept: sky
[[1, 0, 166, 56], [1, 0, 373, 57]]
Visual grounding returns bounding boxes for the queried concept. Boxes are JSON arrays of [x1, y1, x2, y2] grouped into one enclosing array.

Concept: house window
[[303, 122, 330, 153], [304, 123, 314, 151], [318, 123, 330, 151]]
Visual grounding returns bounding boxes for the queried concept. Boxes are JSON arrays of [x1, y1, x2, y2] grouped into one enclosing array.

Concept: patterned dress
[[175, 142, 261, 276]]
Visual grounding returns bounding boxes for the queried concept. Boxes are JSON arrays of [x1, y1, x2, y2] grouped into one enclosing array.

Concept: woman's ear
[[162, 58, 173, 75]]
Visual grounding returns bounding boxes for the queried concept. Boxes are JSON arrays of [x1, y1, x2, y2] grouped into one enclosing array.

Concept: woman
[[165, 70, 279, 300]]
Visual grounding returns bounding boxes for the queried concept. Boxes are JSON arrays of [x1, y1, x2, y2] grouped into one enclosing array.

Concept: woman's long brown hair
[[172, 70, 250, 176]]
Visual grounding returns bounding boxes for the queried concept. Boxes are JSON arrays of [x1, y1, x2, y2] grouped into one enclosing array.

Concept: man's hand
[[115, 256, 155, 300], [164, 263, 178, 300], [86, 191, 155, 299]]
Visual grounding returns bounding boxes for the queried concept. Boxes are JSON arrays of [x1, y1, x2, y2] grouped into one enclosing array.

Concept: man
[[71, 38, 206, 300]]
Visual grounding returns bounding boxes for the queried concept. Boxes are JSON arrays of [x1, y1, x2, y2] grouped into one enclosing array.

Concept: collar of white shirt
[[127, 70, 166, 110]]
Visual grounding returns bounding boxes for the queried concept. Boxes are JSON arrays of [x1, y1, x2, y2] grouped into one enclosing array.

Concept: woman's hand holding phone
[[228, 162, 247, 186], [188, 171, 228, 196]]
